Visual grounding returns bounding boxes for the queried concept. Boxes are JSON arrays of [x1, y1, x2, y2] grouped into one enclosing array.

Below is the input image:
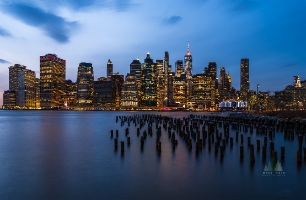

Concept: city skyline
[[0, 0, 305, 104]]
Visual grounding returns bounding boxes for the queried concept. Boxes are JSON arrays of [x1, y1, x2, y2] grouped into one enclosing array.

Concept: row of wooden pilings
[[112, 114, 306, 162]]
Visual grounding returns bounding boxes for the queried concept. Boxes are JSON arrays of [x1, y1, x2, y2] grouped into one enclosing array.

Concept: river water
[[0, 110, 305, 199]]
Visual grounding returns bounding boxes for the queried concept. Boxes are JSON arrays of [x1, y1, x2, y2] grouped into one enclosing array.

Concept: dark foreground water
[[0, 110, 305, 200]]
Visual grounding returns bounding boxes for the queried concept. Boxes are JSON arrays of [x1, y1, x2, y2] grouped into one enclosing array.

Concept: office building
[[191, 74, 215, 110], [107, 59, 113, 80], [173, 73, 187, 105], [130, 59, 142, 95], [18, 69, 36, 108], [184, 42, 193, 102], [3, 90, 16, 108], [175, 60, 184, 77], [9, 64, 26, 104], [76, 62, 94, 105], [111, 73, 124, 108], [240, 58, 250, 100], [40, 54, 66, 108], [208, 62, 217, 80], [141, 53, 157, 107], [94, 78, 113, 107], [156, 59, 164, 108], [121, 73, 138, 107]]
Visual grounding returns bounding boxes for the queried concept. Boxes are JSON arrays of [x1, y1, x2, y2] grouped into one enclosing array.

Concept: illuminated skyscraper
[[130, 59, 142, 92], [164, 52, 173, 106], [184, 41, 192, 79], [9, 64, 26, 104], [156, 59, 164, 107], [40, 54, 66, 108], [107, 59, 113, 80], [175, 60, 184, 77], [18, 69, 36, 108], [141, 53, 157, 107], [184, 42, 193, 102], [219, 67, 232, 101], [240, 58, 250, 99], [93, 78, 113, 107], [121, 73, 138, 107], [208, 62, 217, 80], [173, 74, 187, 105], [191, 74, 215, 110], [111, 73, 124, 108], [76, 62, 94, 105]]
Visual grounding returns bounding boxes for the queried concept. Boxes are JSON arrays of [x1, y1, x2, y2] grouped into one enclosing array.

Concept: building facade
[[3, 90, 16, 108], [76, 62, 94, 105], [175, 60, 184, 77], [9, 64, 26, 104], [240, 58, 250, 100], [18, 69, 36, 108], [191, 74, 215, 110], [107, 59, 113, 80], [141, 53, 157, 107], [93, 78, 113, 107], [121, 73, 138, 108], [111, 73, 124, 108], [40, 54, 66, 108], [184, 42, 193, 102]]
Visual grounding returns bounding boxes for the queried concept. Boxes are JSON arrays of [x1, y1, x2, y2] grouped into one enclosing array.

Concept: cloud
[[163, 16, 183, 25], [225, 0, 263, 12], [32, 0, 136, 12], [0, 58, 10, 64], [281, 62, 299, 68], [0, 27, 11, 37], [1, 3, 78, 43]]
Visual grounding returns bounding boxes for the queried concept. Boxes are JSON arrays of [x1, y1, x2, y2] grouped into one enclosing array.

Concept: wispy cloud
[[0, 27, 11, 37], [1, 3, 78, 43], [163, 16, 183, 25], [34, 0, 136, 12], [281, 62, 299, 68], [0, 58, 10, 64], [225, 0, 263, 12]]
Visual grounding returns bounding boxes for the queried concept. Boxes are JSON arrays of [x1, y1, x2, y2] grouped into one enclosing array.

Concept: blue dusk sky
[[0, 0, 305, 103]]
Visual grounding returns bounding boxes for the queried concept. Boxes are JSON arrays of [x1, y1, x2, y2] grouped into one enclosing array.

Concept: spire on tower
[[186, 41, 191, 56]]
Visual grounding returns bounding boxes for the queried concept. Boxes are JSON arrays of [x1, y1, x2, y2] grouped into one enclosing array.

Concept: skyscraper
[[141, 53, 157, 107], [208, 62, 217, 80], [175, 60, 184, 77], [240, 58, 250, 99], [184, 41, 192, 79], [121, 73, 138, 108], [130, 59, 142, 92], [184, 42, 193, 102], [156, 59, 164, 107], [76, 62, 94, 105], [107, 59, 113, 80], [18, 69, 36, 108], [111, 73, 124, 108], [40, 54, 66, 108], [9, 64, 26, 104]]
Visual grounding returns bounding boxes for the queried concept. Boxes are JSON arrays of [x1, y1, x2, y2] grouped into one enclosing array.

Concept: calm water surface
[[0, 110, 305, 200]]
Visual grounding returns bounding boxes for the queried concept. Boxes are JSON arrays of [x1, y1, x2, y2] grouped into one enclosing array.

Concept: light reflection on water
[[0, 110, 305, 199]]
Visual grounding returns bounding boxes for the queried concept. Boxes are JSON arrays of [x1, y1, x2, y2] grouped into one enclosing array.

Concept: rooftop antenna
[[188, 41, 190, 53]]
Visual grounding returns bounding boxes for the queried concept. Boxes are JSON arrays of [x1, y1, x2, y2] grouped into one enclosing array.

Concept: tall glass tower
[[76, 62, 94, 105], [40, 54, 66, 108], [184, 42, 192, 102], [240, 58, 250, 99], [184, 41, 192, 80], [107, 59, 113, 80]]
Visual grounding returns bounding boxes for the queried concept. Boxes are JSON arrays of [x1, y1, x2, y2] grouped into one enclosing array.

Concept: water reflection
[[0, 110, 305, 200]]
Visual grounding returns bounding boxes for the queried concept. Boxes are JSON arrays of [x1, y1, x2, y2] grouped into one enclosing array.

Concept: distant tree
[[248, 94, 257, 111]]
